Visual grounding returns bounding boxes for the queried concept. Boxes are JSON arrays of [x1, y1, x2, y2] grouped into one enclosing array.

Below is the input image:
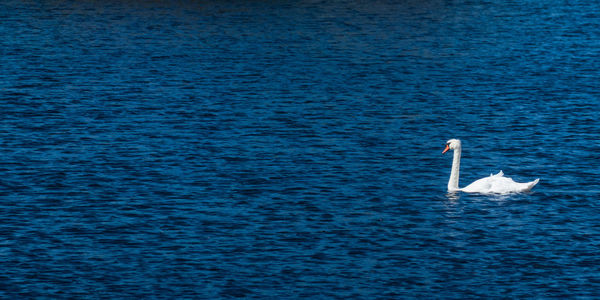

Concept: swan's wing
[[488, 176, 523, 193], [462, 171, 505, 193], [461, 176, 495, 193], [488, 175, 539, 193], [488, 171, 504, 178], [462, 172, 539, 194]]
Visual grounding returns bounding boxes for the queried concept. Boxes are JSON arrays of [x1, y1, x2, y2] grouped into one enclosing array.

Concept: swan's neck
[[448, 147, 461, 191]]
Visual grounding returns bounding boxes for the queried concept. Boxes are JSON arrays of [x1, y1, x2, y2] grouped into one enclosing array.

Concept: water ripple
[[0, 0, 599, 298]]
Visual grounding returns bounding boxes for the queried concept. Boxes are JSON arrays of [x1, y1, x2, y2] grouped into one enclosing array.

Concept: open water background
[[1, 0, 599, 298]]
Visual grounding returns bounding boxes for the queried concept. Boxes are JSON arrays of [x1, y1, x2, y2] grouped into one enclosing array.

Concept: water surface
[[1, 0, 599, 298]]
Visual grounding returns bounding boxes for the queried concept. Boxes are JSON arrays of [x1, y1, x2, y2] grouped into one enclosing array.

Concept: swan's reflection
[[442, 191, 462, 221], [446, 190, 510, 203], [445, 191, 460, 202]]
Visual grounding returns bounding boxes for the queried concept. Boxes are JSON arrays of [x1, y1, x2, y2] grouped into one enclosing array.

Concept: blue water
[[1, 0, 599, 298]]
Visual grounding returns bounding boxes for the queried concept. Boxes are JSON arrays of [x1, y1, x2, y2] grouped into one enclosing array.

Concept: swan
[[443, 139, 539, 194]]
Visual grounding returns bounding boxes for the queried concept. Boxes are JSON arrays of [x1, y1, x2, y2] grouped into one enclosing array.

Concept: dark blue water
[[1, 0, 599, 298]]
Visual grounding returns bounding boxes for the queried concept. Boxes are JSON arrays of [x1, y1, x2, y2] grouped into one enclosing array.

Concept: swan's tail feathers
[[526, 178, 540, 191]]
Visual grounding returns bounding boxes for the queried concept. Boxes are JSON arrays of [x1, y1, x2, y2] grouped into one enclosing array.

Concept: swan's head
[[443, 139, 461, 154]]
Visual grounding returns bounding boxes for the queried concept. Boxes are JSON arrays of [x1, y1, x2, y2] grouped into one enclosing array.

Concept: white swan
[[443, 139, 539, 194]]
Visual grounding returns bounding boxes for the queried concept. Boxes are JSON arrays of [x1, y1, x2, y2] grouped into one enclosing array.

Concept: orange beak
[[442, 144, 450, 154]]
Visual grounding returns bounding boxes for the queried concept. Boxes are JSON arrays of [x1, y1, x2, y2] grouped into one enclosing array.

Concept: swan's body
[[443, 139, 539, 194]]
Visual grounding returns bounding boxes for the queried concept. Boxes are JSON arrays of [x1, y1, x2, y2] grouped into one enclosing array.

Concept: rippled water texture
[[1, 0, 599, 298]]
